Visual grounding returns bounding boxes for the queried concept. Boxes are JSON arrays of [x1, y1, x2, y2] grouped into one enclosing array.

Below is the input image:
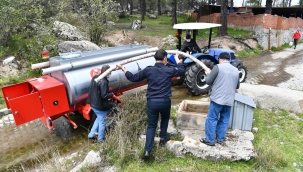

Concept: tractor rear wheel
[[238, 64, 247, 83], [185, 59, 214, 95]]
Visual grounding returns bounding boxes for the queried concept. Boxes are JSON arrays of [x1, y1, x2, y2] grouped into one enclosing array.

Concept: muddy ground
[[1, 30, 303, 171]]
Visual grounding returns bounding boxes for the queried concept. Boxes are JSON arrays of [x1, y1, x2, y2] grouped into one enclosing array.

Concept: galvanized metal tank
[[47, 45, 156, 105]]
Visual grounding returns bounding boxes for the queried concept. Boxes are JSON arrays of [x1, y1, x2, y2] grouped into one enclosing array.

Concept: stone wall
[[191, 12, 303, 49]]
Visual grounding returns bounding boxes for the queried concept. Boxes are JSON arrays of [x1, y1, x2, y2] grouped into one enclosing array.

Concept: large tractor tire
[[238, 64, 247, 83], [53, 116, 72, 142], [185, 59, 214, 95]]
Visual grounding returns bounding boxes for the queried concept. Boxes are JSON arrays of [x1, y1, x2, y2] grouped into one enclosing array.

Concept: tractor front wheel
[[238, 64, 247, 83], [185, 59, 214, 95]]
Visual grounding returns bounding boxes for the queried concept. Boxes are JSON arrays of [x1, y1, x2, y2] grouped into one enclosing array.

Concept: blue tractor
[[168, 23, 247, 95]]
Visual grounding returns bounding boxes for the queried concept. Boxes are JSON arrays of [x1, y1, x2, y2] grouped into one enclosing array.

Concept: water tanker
[[1, 44, 158, 131]]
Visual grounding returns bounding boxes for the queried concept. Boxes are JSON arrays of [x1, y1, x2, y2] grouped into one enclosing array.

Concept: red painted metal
[[1, 75, 70, 126], [27, 76, 70, 117]]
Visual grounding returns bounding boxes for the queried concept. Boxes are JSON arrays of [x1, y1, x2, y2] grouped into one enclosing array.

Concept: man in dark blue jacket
[[116, 49, 185, 159], [87, 65, 114, 143]]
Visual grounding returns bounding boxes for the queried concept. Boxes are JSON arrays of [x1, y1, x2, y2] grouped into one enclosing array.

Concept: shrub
[[100, 92, 148, 165], [270, 46, 280, 51]]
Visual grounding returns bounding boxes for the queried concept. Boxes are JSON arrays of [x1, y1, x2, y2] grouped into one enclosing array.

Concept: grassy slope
[[114, 109, 303, 172]]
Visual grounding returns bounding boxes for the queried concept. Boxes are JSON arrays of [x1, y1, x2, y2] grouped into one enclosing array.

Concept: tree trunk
[[289, 0, 292, 7], [140, 0, 146, 20], [265, 0, 273, 14], [196, 6, 202, 22], [171, 0, 177, 25], [230, 0, 233, 13], [130, 0, 133, 15], [218, 0, 228, 36], [242, 0, 245, 7], [158, 0, 161, 15]]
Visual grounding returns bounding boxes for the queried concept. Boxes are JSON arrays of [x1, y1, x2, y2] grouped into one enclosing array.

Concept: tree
[[230, 0, 234, 13], [158, 0, 161, 15], [0, 0, 44, 46], [265, 0, 273, 13], [185, 0, 208, 22], [75, 0, 119, 45], [218, 0, 228, 36], [171, 0, 177, 25], [140, 0, 146, 20]]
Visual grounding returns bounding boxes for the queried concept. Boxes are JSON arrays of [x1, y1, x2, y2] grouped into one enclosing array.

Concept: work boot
[[143, 150, 150, 160], [159, 135, 170, 147]]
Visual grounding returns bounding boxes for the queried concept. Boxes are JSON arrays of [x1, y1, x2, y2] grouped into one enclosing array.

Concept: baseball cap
[[218, 52, 230, 60]]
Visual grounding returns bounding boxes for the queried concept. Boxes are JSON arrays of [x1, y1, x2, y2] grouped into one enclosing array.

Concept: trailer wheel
[[238, 64, 247, 83], [185, 59, 214, 95], [53, 116, 72, 142]]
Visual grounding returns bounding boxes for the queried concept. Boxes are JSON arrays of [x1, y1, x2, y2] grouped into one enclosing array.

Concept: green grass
[[115, 15, 250, 40], [237, 48, 261, 58]]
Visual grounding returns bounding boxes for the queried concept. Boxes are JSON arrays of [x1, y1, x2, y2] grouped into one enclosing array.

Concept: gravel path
[[243, 43, 303, 91]]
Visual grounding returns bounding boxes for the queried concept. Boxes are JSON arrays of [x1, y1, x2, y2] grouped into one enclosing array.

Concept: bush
[[100, 92, 148, 165], [270, 46, 281, 51]]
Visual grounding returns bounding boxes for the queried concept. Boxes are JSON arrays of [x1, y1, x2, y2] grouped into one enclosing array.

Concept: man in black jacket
[[87, 65, 114, 143], [116, 49, 185, 159], [180, 34, 201, 54]]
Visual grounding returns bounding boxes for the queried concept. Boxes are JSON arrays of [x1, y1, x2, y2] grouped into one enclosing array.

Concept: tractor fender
[[183, 54, 217, 65], [230, 59, 243, 67]]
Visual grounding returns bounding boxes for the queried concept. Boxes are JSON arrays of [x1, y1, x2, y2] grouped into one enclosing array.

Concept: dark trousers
[[294, 39, 298, 47], [145, 98, 171, 152]]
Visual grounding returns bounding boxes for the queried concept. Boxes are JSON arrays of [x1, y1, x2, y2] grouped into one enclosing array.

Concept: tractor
[[168, 22, 247, 95]]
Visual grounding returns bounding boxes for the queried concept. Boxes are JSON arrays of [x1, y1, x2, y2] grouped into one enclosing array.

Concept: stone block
[[176, 100, 209, 130]]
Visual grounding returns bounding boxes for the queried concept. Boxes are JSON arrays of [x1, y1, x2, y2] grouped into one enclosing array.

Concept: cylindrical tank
[[49, 45, 156, 105]]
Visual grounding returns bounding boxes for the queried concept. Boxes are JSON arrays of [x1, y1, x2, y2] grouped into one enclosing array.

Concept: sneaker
[[199, 138, 215, 146], [159, 135, 170, 147]]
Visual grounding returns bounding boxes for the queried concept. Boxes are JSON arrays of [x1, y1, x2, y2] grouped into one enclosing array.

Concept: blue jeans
[[88, 107, 107, 142], [145, 98, 171, 152], [205, 101, 231, 143]]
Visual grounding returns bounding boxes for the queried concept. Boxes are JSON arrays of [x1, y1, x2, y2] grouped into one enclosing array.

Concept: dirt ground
[[104, 30, 258, 52]]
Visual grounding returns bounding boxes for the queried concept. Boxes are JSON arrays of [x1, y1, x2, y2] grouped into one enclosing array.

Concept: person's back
[[210, 62, 239, 106]]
